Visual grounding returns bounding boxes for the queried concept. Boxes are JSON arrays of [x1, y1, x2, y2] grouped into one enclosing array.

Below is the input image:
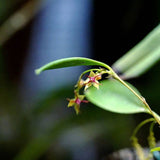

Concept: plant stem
[[131, 118, 155, 138], [112, 71, 160, 125]]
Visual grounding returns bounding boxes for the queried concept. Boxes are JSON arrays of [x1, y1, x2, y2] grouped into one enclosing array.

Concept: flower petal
[[95, 74, 101, 80], [78, 95, 85, 100], [84, 83, 92, 91], [84, 78, 90, 84], [89, 71, 96, 77], [93, 82, 99, 89], [74, 104, 80, 114], [78, 79, 85, 89], [68, 99, 75, 107]]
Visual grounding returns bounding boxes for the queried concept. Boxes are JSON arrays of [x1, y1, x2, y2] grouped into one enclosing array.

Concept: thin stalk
[[148, 121, 156, 149], [112, 71, 160, 125], [131, 118, 155, 160], [131, 118, 155, 138]]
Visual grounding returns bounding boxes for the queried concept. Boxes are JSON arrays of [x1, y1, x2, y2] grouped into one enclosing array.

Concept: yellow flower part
[[77, 79, 85, 89]]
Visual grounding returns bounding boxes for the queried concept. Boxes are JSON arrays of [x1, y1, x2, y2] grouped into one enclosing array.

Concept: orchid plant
[[35, 24, 160, 160]]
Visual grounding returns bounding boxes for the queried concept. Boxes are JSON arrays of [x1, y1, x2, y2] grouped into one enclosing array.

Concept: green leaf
[[151, 147, 160, 152], [35, 57, 110, 75], [113, 24, 160, 78], [85, 79, 147, 114]]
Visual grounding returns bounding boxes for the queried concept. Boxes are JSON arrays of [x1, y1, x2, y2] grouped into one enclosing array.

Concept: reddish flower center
[[89, 76, 96, 82], [75, 98, 82, 105]]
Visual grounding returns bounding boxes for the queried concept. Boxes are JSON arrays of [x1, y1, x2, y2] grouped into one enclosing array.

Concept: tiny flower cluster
[[67, 69, 107, 114]]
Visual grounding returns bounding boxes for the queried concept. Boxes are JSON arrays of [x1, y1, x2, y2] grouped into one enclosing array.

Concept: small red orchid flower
[[84, 71, 102, 90], [67, 91, 88, 114]]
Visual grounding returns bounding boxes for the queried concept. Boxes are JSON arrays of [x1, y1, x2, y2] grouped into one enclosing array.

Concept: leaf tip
[[35, 69, 41, 75]]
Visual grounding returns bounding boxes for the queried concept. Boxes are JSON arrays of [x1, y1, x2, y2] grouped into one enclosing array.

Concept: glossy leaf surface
[[85, 79, 147, 114], [35, 57, 109, 75]]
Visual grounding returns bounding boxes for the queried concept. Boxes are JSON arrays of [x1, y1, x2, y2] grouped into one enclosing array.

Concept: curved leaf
[[35, 57, 109, 75], [85, 79, 147, 114]]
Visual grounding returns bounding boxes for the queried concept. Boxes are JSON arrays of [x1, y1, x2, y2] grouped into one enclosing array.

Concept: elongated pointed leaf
[[123, 48, 160, 78], [85, 79, 147, 114], [35, 57, 109, 75], [113, 24, 160, 78]]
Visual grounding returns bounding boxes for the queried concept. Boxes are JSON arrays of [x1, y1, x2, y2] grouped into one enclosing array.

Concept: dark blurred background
[[0, 0, 160, 159]]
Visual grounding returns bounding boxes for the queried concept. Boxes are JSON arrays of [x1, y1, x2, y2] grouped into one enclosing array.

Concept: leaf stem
[[112, 71, 160, 125]]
